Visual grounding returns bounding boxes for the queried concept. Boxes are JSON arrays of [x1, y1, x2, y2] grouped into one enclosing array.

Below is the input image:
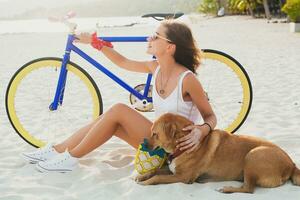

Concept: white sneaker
[[21, 144, 60, 163], [36, 151, 79, 173]]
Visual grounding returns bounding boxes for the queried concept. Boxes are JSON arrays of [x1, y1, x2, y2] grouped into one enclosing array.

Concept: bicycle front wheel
[[198, 49, 253, 133], [6, 57, 103, 148]]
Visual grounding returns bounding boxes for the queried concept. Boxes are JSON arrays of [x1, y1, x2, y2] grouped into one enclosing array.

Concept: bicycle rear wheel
[[6, 57, 103, 148], [198, 49, 252, 133]]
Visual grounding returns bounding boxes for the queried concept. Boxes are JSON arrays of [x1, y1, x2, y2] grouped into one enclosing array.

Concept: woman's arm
[[101, 46, 158, 73], [176, 73, 217, 153], [75, 32, 158, 74], [184, 73, 217, 130]]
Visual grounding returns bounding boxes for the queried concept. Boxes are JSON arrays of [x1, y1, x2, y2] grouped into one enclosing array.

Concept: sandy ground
[[0, 15, 300, 199]]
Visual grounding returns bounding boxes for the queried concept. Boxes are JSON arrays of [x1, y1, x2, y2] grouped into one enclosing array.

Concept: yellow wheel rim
[[7, 59, 101, 147], [203, 51, 252, 133]]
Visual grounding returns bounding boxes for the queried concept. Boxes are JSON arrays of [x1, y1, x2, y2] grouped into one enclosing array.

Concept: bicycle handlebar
[[48, 12, 185, 33], [48, 11, 77, 33], [142, 12, 184, 21]]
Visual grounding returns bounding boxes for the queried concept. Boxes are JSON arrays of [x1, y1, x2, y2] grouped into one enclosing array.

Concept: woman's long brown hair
[[162, 20, 202, 74]]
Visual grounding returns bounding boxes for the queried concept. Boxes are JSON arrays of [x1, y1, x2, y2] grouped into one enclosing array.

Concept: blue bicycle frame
[[50, 34, 153, 110]]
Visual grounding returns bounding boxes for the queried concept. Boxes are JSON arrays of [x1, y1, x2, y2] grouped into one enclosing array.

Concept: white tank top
[[152, 66, 202, 124]]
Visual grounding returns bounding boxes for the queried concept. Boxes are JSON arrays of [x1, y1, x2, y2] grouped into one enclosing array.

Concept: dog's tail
[[291, 165, 300, 186]]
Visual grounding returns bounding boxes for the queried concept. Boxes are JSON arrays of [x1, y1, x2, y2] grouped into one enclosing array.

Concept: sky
[[0, 0, 201, 20]]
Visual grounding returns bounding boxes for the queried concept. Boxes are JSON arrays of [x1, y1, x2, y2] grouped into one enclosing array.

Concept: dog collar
[[167, 148, 185, 164]]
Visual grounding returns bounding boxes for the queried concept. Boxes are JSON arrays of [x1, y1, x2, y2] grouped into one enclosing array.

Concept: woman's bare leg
[[53, 116, 101, 153], [54, 113, 138, 153], [57, 103, 152, 158]]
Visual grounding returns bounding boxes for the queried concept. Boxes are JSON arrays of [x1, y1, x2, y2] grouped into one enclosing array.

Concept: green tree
[[198, 0, 219, 15], [282, 0, 300, 22]]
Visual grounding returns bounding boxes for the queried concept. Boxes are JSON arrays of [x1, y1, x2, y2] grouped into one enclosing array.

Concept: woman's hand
[[176, 125, 210, 153], [74, 32, 92, 44]]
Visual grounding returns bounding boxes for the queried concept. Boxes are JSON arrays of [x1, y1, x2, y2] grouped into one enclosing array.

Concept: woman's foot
[[21, 144, 60, 163], [36, 151, 79, 173]]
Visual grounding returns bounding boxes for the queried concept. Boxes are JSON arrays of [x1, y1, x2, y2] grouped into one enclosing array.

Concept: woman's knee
[[110, 103, 131, 114], [105, 103, 131, 119]]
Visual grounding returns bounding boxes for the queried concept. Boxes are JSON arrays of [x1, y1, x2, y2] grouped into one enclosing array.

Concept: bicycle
[[5, 13, 253, 148]]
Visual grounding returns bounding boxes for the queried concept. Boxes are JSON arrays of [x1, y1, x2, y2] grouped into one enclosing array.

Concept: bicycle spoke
[[198, 50, 252, 133], [6, 58, 102, 147]]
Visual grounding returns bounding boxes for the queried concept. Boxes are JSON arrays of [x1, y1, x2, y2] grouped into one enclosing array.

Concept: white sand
[[0, 15, 300, 199]]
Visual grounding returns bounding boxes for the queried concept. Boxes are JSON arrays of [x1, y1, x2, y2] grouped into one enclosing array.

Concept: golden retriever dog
[[135, 113, 300, 193]]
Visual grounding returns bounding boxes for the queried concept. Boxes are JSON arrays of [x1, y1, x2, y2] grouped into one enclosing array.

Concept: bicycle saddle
[[142, 12, 184, 21]]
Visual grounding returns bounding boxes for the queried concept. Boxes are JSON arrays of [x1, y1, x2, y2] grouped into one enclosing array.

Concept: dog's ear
[[163, 122, 177, 138]]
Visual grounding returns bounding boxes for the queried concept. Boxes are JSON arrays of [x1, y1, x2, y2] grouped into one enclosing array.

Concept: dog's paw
[[216, 186, 234, 194], [135, 173, 154, 182], [216, 188, 224, 193], [134, 175, 144, 182], [136, 178, 156, 185], [137, 180, 148, 185]]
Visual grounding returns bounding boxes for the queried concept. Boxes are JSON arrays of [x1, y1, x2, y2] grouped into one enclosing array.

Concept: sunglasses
[[149, 32, 173, 43]]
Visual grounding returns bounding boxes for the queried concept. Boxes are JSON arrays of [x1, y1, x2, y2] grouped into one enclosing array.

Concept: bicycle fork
[[49, 34, 74, 111]]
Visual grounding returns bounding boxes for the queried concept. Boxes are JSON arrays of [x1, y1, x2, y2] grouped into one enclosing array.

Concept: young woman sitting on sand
[[22, 20, 217, 172]]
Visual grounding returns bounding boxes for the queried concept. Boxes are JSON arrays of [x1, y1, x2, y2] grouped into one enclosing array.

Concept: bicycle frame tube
[[51, 34, 73, 110], [51, 34, 152, 110]]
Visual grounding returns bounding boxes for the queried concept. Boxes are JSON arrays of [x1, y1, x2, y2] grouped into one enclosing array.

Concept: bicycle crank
[[129, 84, 153, 112]]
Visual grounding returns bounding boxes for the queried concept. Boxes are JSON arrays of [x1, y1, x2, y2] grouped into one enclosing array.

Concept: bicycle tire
[[6, 57, 103, 148], [200, 49, 253, 133]]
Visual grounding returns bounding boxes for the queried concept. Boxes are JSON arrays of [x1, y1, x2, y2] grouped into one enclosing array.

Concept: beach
[[0, 15, 300, 200]]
